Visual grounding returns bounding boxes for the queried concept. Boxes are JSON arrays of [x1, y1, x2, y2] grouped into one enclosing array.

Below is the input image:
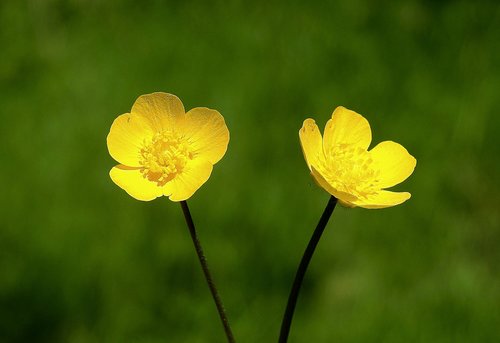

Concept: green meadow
[[1, 1, 499, 342]]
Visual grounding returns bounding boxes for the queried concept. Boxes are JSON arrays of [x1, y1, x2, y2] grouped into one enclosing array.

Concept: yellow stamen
[[140, 130, 193, 185], [321, 144, 380, 199]]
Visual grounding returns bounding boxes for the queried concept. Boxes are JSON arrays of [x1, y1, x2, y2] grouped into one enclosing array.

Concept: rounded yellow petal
[[182, 107, 229, 164], [370, 141, 416, 189], [351, 190, 411, 209], [131, 92, 185, 131], [164, 158, 214, 201], [311, 165, 358, 203], [299, 119, 324, 170], [110, 165, 163, 201], [106, 113, 153, 167], [323, 106, 372, 153]]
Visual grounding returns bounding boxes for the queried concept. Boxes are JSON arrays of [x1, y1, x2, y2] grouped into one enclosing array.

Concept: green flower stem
[[180, 201, 236, 343], [278, 196, 338, 343]]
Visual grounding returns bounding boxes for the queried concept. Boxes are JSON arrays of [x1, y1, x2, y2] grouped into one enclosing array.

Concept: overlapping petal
[[183, 107, 230, 164], [110, 165, 164, 201], [370, 141, 416, 189], [107, 113, 153, 167], [323, 106, 372, 153], [350, 190, 411, 209], [299, 119, 324, 169], [131, 92, 185, 131], [311, 166, 358, 203], [165, 158, 214, 201]]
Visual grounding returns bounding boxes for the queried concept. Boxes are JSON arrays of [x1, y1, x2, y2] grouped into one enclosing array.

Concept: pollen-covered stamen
[[321, 144, 380, 199], [139, 130, 193, 185]]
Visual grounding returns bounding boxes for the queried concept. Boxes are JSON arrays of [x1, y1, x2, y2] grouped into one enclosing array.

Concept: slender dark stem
[[180, 201, 236, 343], [278, 196, 338, 343]]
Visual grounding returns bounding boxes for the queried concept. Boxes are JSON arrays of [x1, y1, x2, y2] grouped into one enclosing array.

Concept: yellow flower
[[299, 106, 416, 209], [107, 92, 229, 201]]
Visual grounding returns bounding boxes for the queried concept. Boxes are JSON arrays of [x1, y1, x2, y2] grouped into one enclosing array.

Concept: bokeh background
[[1, 0, 499, 342]]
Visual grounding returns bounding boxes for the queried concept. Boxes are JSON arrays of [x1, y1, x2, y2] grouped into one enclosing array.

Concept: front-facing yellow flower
[[107, 92, 229, 201], [299, 106, 416, 209]]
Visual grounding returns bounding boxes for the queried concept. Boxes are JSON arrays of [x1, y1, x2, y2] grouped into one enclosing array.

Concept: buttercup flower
[[299, 106, 416, 209], [107, 92, 229, 201]]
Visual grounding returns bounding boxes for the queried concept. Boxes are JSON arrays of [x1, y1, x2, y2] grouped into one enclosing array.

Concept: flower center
[[140, 130, 193, 185], [322, 144, 380, 199]]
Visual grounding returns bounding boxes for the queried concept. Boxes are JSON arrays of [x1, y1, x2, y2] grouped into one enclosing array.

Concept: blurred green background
[[1, 0, 499, 342]]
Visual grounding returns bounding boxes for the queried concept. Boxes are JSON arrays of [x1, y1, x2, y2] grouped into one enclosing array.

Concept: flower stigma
[[140, 130, 193, 185]]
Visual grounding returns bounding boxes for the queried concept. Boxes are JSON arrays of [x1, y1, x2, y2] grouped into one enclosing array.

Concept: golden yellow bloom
[[300, 106, 416, 209], [107, 92, 229, 201]]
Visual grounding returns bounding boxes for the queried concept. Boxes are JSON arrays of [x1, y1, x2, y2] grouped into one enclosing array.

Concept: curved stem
[[180, 201, 236, 343], [278, 196, 338, 343]]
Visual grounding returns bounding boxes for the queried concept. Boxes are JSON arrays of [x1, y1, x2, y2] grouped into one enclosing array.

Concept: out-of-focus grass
[[1, 1, 499, 342]]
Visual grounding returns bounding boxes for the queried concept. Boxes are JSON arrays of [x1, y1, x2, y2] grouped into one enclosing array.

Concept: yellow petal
[[165, 158, 214, 202], [310, 165, 358, 203], [352, 190, 411, 209], [370, 141, 416, 188], [323, 106, 372, 153], [109, 165, 163, 201], [182, 107, 229, 164], [106, 113, 153, 167], [131, 92, 185, 131], [338, 199, 357, 208], [299, 119, 324, 170]]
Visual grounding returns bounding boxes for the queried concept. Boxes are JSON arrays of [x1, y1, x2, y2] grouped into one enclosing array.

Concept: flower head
[[299, 106, 416, 209], [107, 92, 229, 201]]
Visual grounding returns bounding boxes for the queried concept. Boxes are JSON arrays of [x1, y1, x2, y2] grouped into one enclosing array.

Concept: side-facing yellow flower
[[299, 106, 416, 209], [107, 92, 229, 201]]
